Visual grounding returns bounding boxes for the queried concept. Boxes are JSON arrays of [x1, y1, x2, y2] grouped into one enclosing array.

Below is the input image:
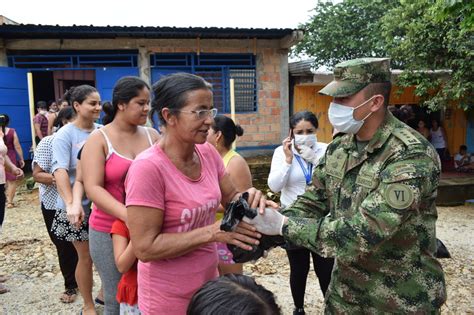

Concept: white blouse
[[268, 142, 328, 207]]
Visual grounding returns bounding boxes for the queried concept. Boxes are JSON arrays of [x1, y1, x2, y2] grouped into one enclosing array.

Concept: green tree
[[294, 0, 399, 68], [295, 0, 473, 111], [382, 0, 473, 111]]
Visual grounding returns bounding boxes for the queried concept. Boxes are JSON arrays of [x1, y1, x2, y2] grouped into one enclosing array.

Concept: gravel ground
[[0, 186, 473, 314]]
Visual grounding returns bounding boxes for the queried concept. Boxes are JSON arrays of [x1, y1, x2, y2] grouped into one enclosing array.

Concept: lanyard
[[295, 155, 313, 185]]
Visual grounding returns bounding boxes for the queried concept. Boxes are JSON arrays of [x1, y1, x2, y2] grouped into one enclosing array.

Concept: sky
[[1, 0, 318, 29]]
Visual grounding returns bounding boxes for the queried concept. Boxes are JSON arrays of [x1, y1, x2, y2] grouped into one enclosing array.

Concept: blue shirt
[[51, 123, 100, 210]]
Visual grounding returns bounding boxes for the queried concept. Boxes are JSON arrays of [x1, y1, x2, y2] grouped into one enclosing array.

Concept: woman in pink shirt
[[125, 73, 266, 315], [0, 115, 24, 294], [82, 77, 160, 314]]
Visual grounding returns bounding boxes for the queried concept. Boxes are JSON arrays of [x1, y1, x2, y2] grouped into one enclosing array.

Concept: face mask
[[294, 134, 317, 149], [328, 96, 376, 134], [39, 110, 47, 115]]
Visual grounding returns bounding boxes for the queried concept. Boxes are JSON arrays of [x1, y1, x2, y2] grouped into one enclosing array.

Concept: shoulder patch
[[392, 128, 421, 146], [384, 183, 414, 209]]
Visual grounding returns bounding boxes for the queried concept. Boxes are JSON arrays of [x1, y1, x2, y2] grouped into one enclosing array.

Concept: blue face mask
[[328, 96, 376, 134]]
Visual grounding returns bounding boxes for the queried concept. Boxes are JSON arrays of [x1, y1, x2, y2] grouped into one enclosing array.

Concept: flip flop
[[0, 275, 8, 283], [6, 202, 14, 209], [60, 288, 77, 303], [94, 297, 104, 305]]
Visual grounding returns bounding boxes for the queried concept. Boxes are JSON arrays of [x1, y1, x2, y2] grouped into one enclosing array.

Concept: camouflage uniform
[[281, 58, 446, 314]]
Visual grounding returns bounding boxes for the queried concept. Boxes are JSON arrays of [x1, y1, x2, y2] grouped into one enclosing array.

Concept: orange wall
[[293, 85, 333, 143], [293, 84, 467, 154]]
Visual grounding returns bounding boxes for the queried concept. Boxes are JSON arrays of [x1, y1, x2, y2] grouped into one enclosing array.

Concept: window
[[150, 53, 257, 113], [8, 51, 138, 68]]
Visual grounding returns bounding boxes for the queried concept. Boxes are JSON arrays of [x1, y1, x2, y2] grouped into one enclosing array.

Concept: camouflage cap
[[319, 58, 391, 97]]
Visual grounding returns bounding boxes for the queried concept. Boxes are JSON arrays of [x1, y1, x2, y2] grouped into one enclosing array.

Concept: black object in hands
[[220, 192, 285, 263]]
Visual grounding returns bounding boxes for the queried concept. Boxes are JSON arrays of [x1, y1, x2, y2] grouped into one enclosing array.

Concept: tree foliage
[[295, 0, 474, 111], [294, 0, 398, 68]]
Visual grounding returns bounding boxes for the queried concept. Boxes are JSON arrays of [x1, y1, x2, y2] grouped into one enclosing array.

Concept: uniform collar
[[340, 110, 396, 154]]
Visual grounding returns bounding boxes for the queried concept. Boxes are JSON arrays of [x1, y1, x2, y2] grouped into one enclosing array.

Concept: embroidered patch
[[384, 183, 414, 209], [393, 129, 421, 146], [326, 151, 347, 180]]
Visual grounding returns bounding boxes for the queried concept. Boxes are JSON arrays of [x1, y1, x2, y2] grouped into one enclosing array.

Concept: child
[[111, 219, 139, 315]]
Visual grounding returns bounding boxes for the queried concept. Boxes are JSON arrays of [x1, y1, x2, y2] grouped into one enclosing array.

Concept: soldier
[[245, 58, 447, 313]]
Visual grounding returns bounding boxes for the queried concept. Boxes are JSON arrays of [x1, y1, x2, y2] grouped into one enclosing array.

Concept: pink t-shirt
[[0, 138, 7, 184], [125, 142, 225, 315]]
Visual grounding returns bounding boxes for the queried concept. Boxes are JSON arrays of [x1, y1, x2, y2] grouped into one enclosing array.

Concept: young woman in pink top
[[0, 116, 24, 294], [82, 77, 160, 314], [125, 73, 266, 315]]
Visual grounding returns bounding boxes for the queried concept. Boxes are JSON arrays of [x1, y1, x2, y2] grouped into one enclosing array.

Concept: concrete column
[[279, 49, 290, 140], [138, 46, 151, 85], [0, 40, 8, 67]]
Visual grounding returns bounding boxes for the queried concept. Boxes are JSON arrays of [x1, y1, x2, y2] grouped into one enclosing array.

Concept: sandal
[[60, 288, 78, 303], [0, 275, 8, 283], [6, 202, 14, 208], [94, 297, 104, 305]]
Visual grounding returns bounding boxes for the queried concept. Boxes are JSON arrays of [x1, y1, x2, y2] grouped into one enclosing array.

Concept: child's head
[[187, 274, 281, 315], [460, 145, 467, 154]]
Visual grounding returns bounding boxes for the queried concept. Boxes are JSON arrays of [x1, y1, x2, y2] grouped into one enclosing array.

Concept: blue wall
[[0, 67, 31, 160]]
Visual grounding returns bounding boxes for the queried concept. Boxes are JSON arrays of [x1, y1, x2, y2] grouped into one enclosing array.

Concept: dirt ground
[[0, 185, 473, 314]]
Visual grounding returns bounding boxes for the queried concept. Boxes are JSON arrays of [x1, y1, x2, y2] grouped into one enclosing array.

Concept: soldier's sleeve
[[281, 154, 329, 219], [283, 153, 439, 261]]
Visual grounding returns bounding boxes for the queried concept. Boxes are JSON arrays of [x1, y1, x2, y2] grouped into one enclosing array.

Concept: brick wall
[[149, 41, 288, 151]]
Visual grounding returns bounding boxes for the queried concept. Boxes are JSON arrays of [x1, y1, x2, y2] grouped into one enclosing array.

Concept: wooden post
[[27, 72, 36, 150], [230, 78, 236, 149]]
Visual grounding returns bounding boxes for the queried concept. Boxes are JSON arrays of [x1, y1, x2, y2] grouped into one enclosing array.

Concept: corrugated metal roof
[[0, 24, 297, 40], [289, 60, 314, 76]]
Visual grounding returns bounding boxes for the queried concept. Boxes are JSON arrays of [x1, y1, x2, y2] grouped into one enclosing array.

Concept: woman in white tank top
[[430, 119, 448, 160]]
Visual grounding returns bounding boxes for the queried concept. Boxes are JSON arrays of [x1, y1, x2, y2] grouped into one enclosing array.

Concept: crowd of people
[[0, 57, 456, 314]]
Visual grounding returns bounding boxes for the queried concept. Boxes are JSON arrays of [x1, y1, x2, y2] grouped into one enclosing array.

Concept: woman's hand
[[66, 203, 84, 230], [211, 220, 261, 251], [282, 136, 293, 164], [19, 160, 25, 168], [13, 167, 24, 179], [245, 187, 267, 214]]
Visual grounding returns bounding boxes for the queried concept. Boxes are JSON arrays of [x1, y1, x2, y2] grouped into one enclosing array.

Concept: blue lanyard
[[295, 155, 313, 185]]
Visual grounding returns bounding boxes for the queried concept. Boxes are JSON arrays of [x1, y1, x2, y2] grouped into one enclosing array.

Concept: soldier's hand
[[243, 207, 286, 236]]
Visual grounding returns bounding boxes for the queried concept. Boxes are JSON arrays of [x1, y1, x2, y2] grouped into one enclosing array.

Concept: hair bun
[[235, 124, 244, 137], [63, 86, 76, 104]]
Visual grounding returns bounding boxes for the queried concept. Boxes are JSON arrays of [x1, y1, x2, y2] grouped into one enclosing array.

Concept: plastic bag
[[220, 193, 285, 263], [435, 238, 451, 259]]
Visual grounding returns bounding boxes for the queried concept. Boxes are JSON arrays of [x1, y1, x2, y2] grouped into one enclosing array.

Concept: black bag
[[435, 238, 451, 259], [220, 193, 285, 263]]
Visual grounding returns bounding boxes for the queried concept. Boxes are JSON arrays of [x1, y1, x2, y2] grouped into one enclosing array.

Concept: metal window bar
[[8, 54, 137, 68], [150, 53, 257, 113]]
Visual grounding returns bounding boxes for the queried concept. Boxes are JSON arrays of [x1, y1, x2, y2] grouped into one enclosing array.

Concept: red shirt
[[110, 220, 138, 305]]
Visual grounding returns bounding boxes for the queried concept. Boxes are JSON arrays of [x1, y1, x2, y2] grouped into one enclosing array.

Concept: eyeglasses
[[175, 108, 218, 120]]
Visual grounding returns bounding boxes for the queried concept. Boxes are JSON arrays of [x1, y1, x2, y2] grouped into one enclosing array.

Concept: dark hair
[[187, 274, 281, 315], [36, 101, 48, 110], [460, 145, 467, 151], [151, 73, 212, 126], [364, 82, 392, 107], [102, 76, 150, 125], [101, 102, 113, 125], [53, 107, 75, 130], [1, 114, 10, 127], [63, 85, 98, 112], [211, 115, 244, 149], [289, 111, 318, 130], [0, 114, 8, 141]]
